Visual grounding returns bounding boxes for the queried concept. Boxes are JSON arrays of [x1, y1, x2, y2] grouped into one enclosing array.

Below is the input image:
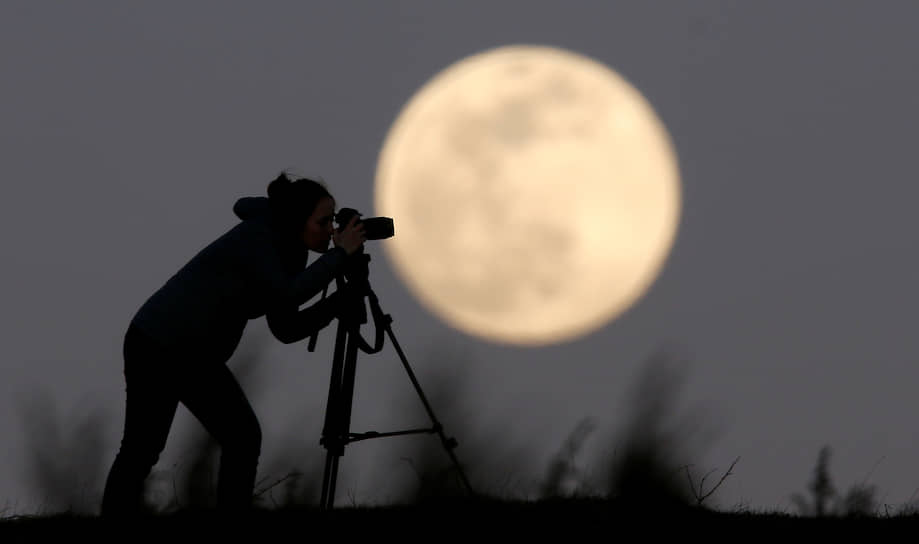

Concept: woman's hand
[[333, 216, 367, 255]]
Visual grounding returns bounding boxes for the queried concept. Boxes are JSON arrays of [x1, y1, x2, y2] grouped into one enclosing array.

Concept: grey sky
[[3, 1, 919, 513]]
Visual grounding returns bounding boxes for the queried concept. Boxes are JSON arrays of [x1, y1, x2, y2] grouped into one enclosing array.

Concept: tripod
[[308, 250, 474, 510]]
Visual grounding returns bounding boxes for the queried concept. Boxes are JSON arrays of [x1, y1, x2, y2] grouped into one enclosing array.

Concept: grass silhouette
[[8, 344, 919, 538]]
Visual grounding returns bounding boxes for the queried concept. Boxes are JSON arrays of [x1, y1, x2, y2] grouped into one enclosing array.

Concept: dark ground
[[2, 497, 918, 542]]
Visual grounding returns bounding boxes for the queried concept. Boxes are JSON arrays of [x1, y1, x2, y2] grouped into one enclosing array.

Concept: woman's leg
[[101, 325, 180, 516], [178, 363, 261, 512]]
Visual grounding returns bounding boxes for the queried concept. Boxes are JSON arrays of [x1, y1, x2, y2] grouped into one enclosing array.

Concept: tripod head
[[307, 247, 387, 356], [342, 250, 371, 296]]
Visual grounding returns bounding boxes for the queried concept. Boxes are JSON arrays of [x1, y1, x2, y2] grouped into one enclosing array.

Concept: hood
[[233, 196, 271, 223], [234, 196, 307, 258]]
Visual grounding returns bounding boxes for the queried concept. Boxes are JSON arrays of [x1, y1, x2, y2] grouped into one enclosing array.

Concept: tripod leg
[[337, 326, 361, 444], [320, 454, 339, 510], [319, 314, 349, 510], [319, 321, 362, 510], [381, 318, 476, 497]]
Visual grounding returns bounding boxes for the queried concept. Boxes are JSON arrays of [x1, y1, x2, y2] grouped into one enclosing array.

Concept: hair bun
[[267, 172, 292, 199]]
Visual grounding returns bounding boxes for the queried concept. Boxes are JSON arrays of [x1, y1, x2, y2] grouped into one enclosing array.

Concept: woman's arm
[[243, 224, 349, 310], [266, 290, 342, 344]]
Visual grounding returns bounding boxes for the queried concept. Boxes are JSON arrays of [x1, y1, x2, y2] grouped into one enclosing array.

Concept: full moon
[[374, 45, 680, 346]]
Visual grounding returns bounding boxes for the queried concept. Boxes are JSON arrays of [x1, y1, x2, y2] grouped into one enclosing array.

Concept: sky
[[3, 1, 919, 515]]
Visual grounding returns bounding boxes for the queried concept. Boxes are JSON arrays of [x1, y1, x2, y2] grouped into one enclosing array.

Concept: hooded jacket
[[130, 196, 347, 364]]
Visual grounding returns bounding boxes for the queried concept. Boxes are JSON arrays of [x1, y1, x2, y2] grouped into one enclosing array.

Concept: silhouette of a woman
[[101, 172, 366, 515]]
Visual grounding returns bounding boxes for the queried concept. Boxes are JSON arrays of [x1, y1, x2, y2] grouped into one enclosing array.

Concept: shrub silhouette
[[791, 445, 879, 517], [540, 418, 597, 498], [599, 349, 702, 509], [361, 341, 530, 505], [391, 356, 479, 504], [17, 387, 111, 516], [249, 436, 324, 509]]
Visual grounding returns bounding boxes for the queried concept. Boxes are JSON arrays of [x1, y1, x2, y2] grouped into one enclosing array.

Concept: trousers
[[101, 323, 261, 515]]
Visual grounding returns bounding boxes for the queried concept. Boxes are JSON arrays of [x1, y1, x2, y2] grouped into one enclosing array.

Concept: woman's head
[[267, 172, 336, 252]]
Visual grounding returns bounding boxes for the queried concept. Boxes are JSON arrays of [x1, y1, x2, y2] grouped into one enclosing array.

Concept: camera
[[335, 208, 394, 240]]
